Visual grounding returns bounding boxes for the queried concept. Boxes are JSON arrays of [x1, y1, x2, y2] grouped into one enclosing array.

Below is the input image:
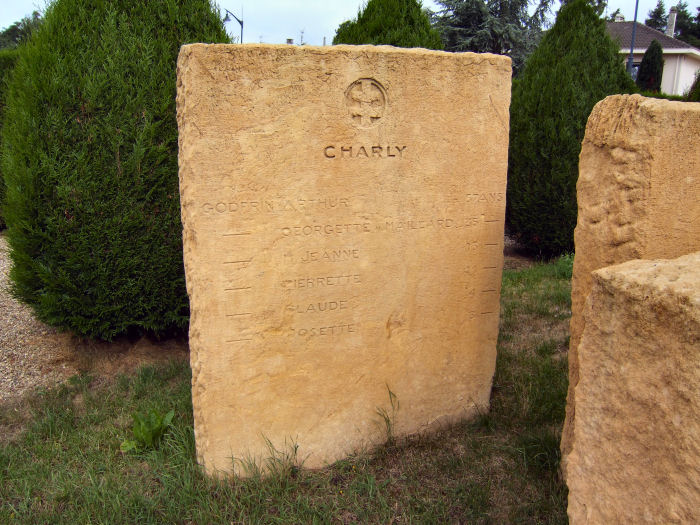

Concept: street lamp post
[[627, 0, 640, 75], [223, 8, 243, 44]]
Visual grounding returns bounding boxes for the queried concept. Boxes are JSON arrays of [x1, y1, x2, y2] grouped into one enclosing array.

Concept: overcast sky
[[1, 1, 694, 46]]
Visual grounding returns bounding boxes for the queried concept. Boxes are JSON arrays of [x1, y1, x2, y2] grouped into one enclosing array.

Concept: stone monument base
[[567, 252, 700, 524]]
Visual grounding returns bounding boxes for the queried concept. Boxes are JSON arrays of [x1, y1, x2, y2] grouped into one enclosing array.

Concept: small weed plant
[[120, 408, 174, 453], [375, 384, 400, 445]]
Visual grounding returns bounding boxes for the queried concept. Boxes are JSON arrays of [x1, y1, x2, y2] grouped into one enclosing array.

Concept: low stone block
[[567, 252, 700, 524], [562, 95, 700, 463], [177, 44, 511, 476]]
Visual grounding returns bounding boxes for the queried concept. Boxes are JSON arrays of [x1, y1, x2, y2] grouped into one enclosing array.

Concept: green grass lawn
[[0, 256, 572, 524]]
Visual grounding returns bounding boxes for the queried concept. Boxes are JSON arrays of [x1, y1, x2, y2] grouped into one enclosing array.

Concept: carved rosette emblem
[[345, 78, 387, 128]]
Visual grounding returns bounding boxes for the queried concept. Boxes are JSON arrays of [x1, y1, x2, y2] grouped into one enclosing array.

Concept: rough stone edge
[[176, 44, 212, 473], [177, 42, 512, 71], [560, 94, 700, 472], [566, 252, 700, 523]]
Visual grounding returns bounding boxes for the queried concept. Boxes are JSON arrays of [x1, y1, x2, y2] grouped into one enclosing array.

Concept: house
[[607, 9, 700, 96]]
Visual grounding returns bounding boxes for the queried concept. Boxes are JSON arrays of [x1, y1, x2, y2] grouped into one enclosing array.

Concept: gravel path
[[0, 234, 77, 404]]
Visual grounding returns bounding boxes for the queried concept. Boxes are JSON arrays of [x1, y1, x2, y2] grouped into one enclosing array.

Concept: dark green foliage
[[433, 0, 550, 75], [606, 8, 622, 22], [560, 0, 606, 17], [1, 0, 229, 339], [0, 47, 19, 229], [333, 0, 443, 49], [674, 2, 700, 47], [687, 71, 700, 101], [645, 0, 667, 32], [636, 39, 664, 92], [0, 11, 42, 50], [507, 0, 636, 258]]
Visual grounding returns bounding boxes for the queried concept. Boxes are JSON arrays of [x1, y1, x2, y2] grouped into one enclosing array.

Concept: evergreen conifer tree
[[507, 0, 636, 257], [333, 0, 443, 49], [0, 47, 19, 228], [687, 71, 700, 101], [433, 0, 548, 74], [1, 0, 229, 339], [636, 39, 664, 92], [674, 2, 700, 47], [645, 0, 667, 32]]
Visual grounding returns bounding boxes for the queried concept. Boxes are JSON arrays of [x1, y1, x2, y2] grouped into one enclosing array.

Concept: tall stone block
[[177, 44, 511, 475], [567, 252, 700, 524], [562, 95, 700, 463]]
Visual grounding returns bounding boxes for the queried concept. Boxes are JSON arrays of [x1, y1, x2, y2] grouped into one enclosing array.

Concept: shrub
[[0, 47, 19, 229], [1, 0, 229, 339], [636, 39, 664, 92], [687, 70, 700, 102], [506, 0, 636, 258], [333, 0, 444, 49]]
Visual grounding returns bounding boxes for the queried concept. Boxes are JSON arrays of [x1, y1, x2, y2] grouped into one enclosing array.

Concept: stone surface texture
[[177, 44, 511, 476], [562, 95, 700, 464], [567, 252, 700, 524]]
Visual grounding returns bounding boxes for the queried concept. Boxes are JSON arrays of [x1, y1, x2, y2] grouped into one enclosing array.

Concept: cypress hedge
[[333, 0, 444, 49], [636, 39, 664, 92], [506, 0, 636, 258], [687, 71, 700, 101], [0, 47, 19, 229], [1, 0, 229, 340]]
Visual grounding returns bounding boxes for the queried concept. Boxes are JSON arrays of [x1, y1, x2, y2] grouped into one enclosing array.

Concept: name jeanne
[[324, 145, 406, 159]]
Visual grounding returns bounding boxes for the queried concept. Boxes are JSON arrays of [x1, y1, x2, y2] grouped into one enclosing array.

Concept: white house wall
[[675, 54, 700, 95], [620, 49, 700, 96]]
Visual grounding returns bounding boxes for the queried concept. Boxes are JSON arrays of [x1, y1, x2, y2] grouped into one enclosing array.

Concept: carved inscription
[[324, 145, 406, 159], [214, 184, 505, 349], [345, 78, 387, 128], [286, 300, 350, 313], [203, 197, 350, 214], [282, 224, 372, 236], [291, 323, 358, 337], [301, 249, 360, 263], [281, 274, 362, 289]]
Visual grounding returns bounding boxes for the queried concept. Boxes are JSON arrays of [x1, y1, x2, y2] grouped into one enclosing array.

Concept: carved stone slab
[[567, 252, 700, 524], [562, 95, 700, 468], [177, 44, 511, 476]]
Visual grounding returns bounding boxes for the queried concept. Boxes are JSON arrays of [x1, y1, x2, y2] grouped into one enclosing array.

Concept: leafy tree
[[433, 0, 546, 74], [0, 11, 42, 50], [507, 0, 636, 257], [333, 0, 443, 49], [645, 0, 667, 32], [673, 2, 700, 47], [561, 0, 607, 17], [1, 0, 229, 339], [636, 39, 664, 91], [606, 7, 622, 21]]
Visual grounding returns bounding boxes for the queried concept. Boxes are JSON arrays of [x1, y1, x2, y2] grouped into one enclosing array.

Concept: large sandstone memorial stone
[[567, 252, 700, 524], [562, 95, 700, 463], [177, 44, 511, 475]]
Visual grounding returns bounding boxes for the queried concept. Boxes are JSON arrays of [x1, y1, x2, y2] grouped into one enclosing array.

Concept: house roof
[[607, 21, 700, 51]]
